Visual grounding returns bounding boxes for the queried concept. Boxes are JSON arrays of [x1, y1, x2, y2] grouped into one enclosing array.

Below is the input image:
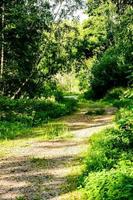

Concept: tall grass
[[0, 97, 77, 140]]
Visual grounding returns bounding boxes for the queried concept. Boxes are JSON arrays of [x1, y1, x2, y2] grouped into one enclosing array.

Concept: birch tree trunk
[[1, 2, 4, 80]]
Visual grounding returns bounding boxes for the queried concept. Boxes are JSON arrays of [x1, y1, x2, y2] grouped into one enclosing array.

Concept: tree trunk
[[1, 2, 4, 79], [1, 2, 5, 95]]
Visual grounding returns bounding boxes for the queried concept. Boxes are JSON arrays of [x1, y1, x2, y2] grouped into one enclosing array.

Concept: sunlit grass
[[16, 196, 26, 200], [60, 150, 88, 200], [78, 99, 113, 110], [59, 189, 87, 200], [0, 122, 72, 158]]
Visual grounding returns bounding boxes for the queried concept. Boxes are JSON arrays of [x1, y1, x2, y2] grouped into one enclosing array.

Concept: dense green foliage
[[0, 1, 132, 198], [104, 87, 126, 101], [0, 97, 77, 139], [0, 0, 83, 98], [81, 1, 133, 98], [1, 0, 132, 99], [1, 0, 52, 97], [0, 0, 82, 140], [79, 89, 133, 199], [85, 165, 133, 200]]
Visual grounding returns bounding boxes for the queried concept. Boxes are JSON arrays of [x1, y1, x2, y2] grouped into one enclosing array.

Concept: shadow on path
[[0, 111, 114, 200]]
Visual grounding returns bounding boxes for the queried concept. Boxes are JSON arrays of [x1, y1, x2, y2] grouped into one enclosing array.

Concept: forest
[[0, 0, 133, 199]]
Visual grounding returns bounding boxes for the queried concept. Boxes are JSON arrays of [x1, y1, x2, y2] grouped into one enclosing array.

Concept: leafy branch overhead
[[0, 0, 132, 99], [0, 0, 83, 98]]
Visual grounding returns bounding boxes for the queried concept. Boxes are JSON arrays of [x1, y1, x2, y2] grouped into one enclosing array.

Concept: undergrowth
[[77, 88, 133, 200], [0, 97, 77, 140]]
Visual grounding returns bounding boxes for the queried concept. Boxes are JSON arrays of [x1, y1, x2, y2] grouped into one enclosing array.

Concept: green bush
[[54, 90, 64, 102], [78, 91, 133, 199], [0, 121, 28, 139], [112, 88, 133, 108], [63, 98, 78, 112], [0, 97, 77, 123], [90, 47, 130, 99], [0, 97, 77, 139], [122, 88, 133, 101], [116, 108, 133, 147], [84, 89, 96, 100], [83, 107, 133, 175], [85, 164, 133, 200], [105, 87, 125, 101], [83, 129, 124, 174], [113, 99, 131, 108]]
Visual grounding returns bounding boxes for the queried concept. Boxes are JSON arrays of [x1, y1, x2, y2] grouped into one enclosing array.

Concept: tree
[[87, 0, 133, 14], [88, 5, 133, 98], [0, 0, 83, 98], [0, 1, 4, 80], [78, 0, 133, 98], [0, 0, 53, 98]]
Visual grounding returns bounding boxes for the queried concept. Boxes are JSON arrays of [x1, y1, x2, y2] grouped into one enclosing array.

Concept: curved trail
[[0, 108, 114, 200]]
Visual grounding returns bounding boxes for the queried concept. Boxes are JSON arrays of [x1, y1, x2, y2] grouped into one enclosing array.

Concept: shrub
[[0, 97, 77, 124], [116, 108, 133, 131], [0, 96, 77, 139], [83, 129, 124, 174], [78, 90, 133, 198], [85, 164, 133, 200], [105, 87, 125, 101], [122, 88, 133, 101], [89, 41, 132, 99], [112, 88, 133, 108], [0, 121, 28, 139], [63, 98, 78, 113], [84, 106, 133, 176], [54, 90, 64, 102], [90, 48, 129, 98], [84, 89, 96, 100], [115, 108, 133, 147]]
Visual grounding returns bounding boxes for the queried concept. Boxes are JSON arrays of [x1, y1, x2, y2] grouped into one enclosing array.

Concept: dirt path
[[0, 108, 115, 200]]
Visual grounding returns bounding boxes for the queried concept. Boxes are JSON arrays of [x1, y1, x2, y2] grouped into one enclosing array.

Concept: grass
[[58, 189, 87, 200], [0, 122, 72, 158], [0, 96, 77, 140], [76, 101, 133, 199], [16, 197, 26, 200], [0, 95, 118, 196], [60, 149, 89, 200], [0, 96, 118, 199], [78, 99, 113, 110], [0, 98, 113, 158], [21, 122, 72, 140]]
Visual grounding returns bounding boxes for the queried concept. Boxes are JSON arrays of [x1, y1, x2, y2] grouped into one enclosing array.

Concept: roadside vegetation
[[0, 97, 77, 140], [73, 88, 133, 200], [0, 0, 132, 199]]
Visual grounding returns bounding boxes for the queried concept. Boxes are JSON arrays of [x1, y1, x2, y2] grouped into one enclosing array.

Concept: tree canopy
[[0, 0, 132, 99]]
